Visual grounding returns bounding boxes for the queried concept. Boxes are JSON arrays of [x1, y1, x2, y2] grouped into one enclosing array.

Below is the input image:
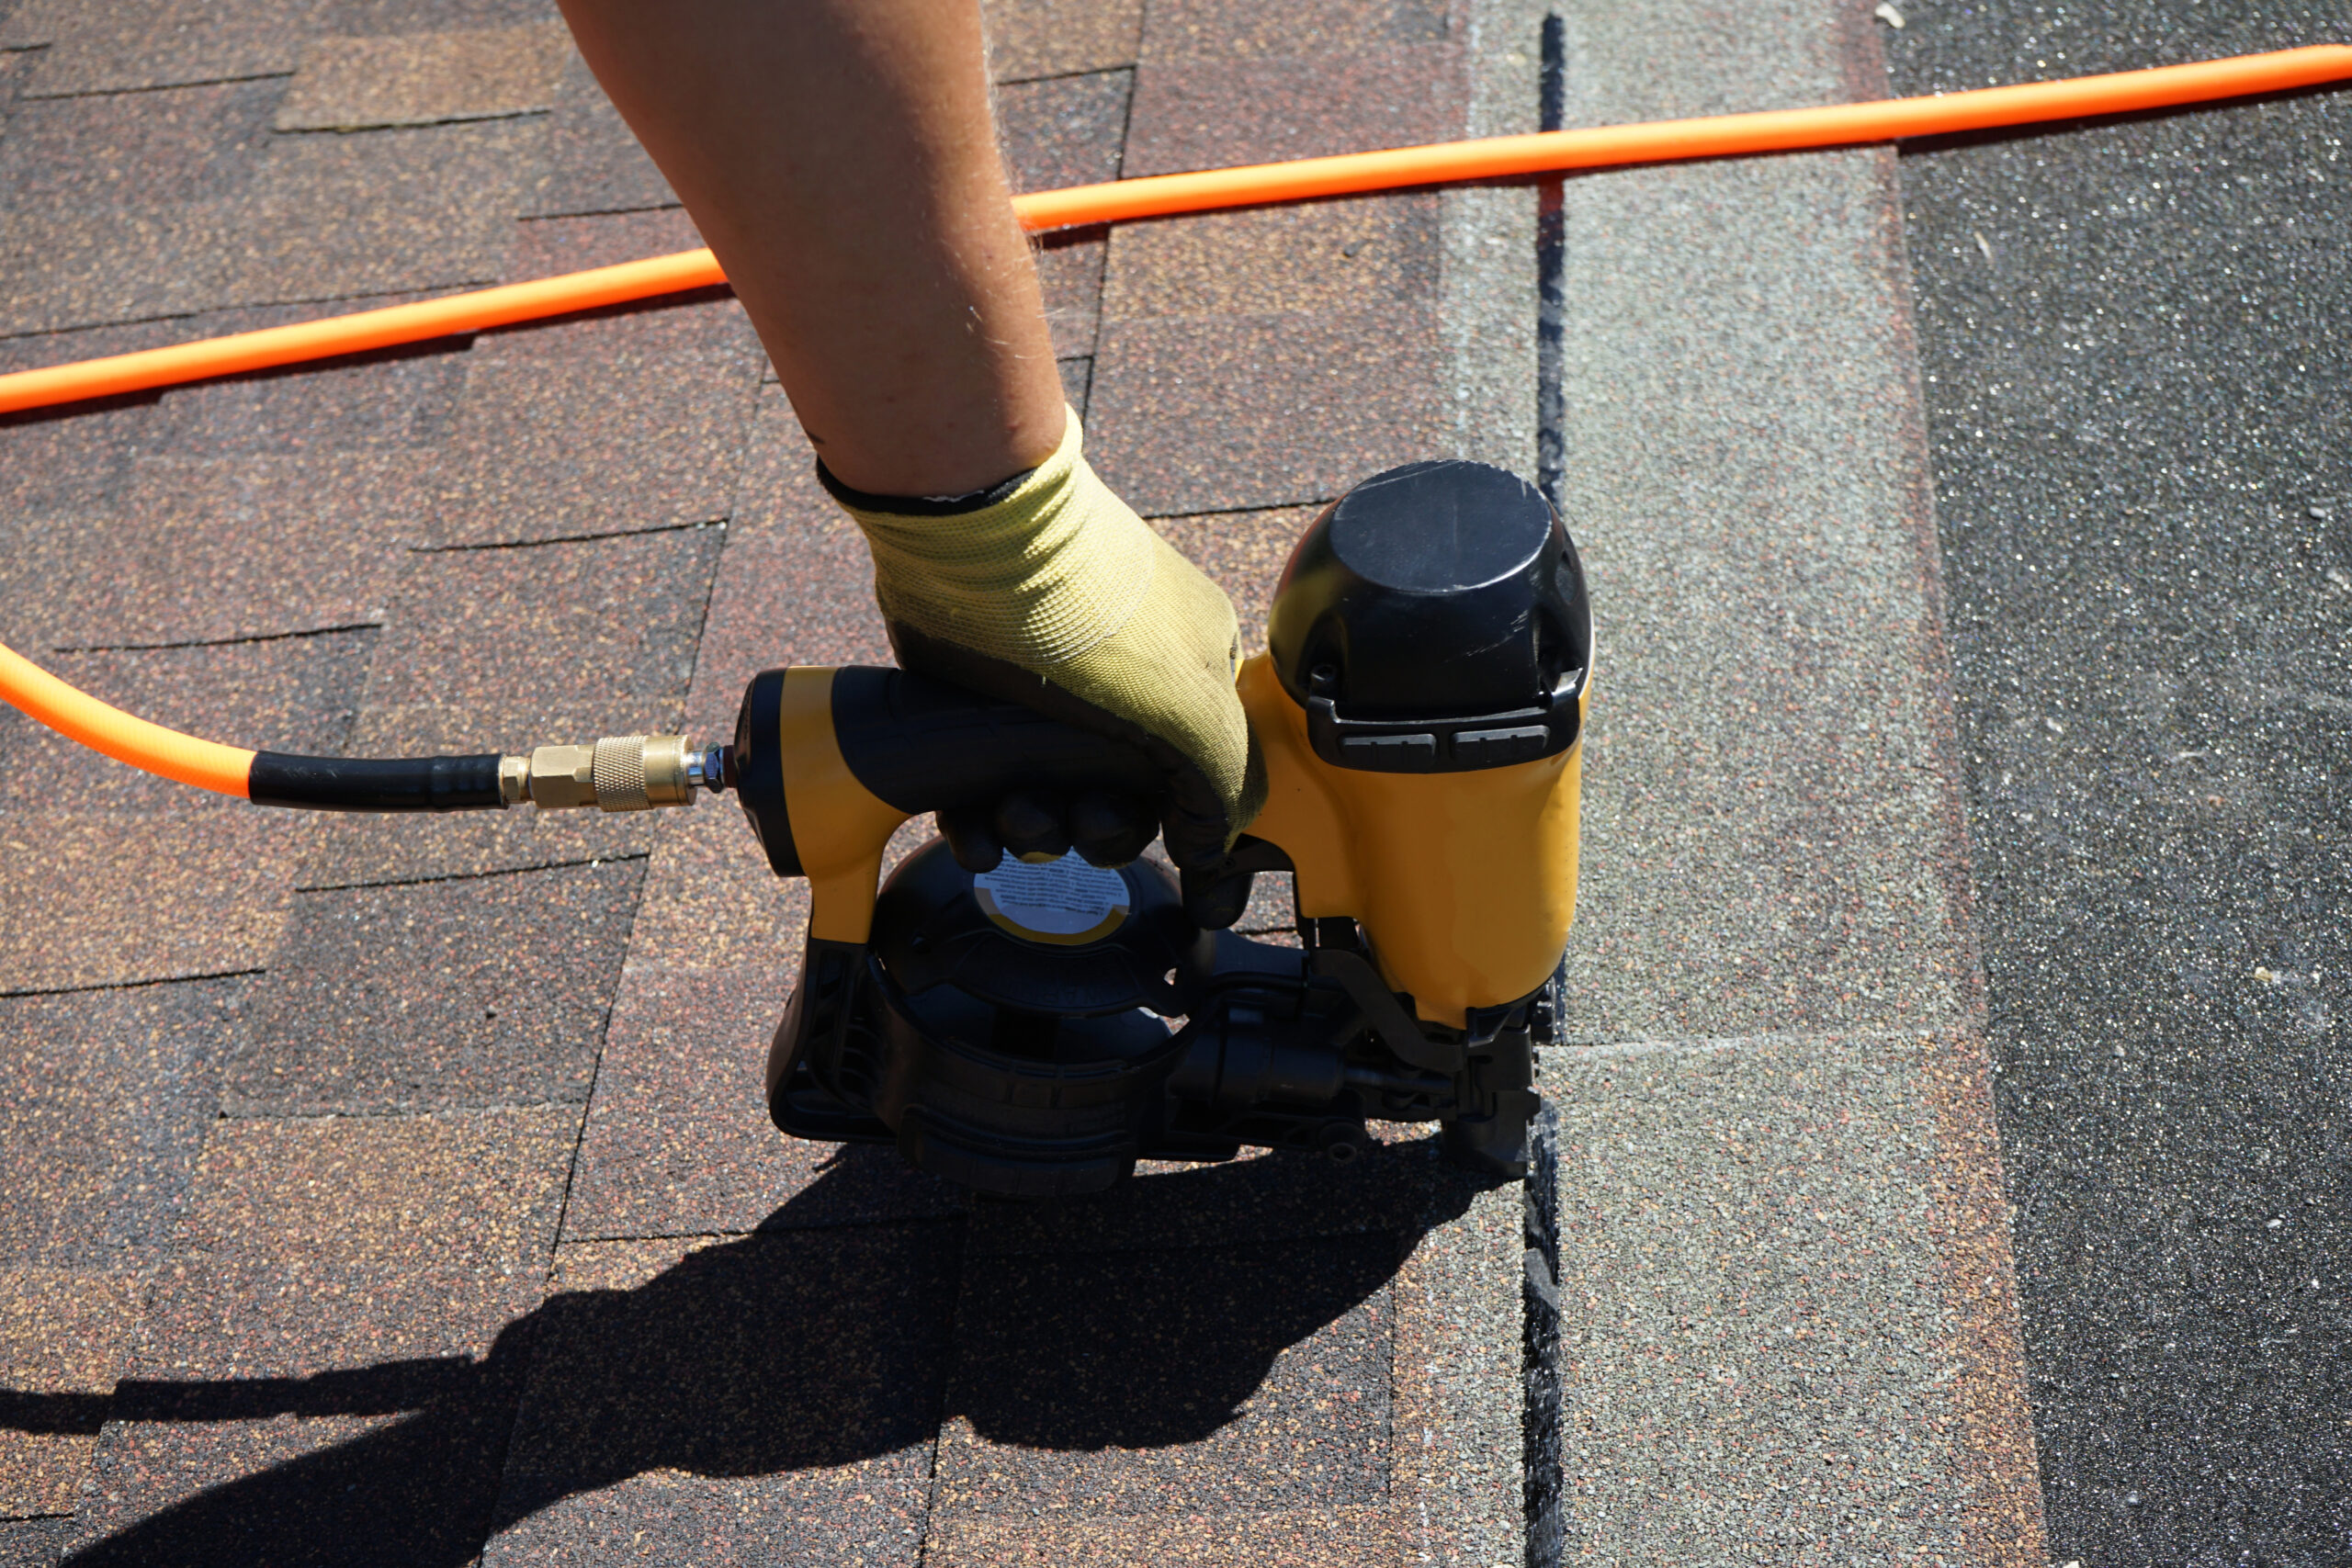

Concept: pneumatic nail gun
[[727, 459, 1591, 1199]]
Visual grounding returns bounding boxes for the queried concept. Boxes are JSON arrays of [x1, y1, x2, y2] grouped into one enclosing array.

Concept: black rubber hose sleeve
[[247, 751, 506, 812]]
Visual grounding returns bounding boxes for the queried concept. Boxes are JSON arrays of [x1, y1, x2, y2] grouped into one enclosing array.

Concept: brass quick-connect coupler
[[498, 736, 729, 811]]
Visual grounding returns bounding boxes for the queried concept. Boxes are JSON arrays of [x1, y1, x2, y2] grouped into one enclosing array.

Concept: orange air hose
[[0, 638, 254, 795], [4, 43, 2351, 798], [0, 44, 2344, 420]]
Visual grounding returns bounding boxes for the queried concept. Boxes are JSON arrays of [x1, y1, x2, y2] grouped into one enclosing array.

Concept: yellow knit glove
[[830, 409, 1262, 872]]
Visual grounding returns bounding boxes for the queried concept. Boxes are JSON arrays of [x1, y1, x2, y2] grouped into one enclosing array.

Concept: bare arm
[[554, 0, 1067, 497]]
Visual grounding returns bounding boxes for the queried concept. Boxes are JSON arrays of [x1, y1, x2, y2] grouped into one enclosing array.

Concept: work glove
[[826, 407, 1263, 874]]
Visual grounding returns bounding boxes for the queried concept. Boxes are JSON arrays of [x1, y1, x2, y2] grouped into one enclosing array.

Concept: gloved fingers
[[1181, 865, 1258, 931], [1069, 789, 1156, 868], [937, 804, 1004, 873], [994, 788, 1072, 862]]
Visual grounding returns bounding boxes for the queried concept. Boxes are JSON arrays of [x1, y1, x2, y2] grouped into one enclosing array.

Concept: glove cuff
[[833, 409, 1158, 670]]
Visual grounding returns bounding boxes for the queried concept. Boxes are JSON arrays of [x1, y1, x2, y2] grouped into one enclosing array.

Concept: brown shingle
[[561, 964, 966, 1242], [275, 21, 571, 131], [525, 49, 675, 218], [998, 70, 1132, 195], [72, 1107, 573, 1562], [296, 809, 653, 893], [983, 0, 1143, 83], [1138, 0, 1453, 62], [617, 807, 808, 976], [0, 1269, 138, 1517], [225, 858, 644, 1114], [1124, 47, 1467, 177], [0, 79, 277, 209], [219, 117, 548, 301], [349, 526, 723, 754], [481, 1226, 959, 1563], [0, 979, 241, 1265], [3, 0, 314, 97], [926, 1509, 1398, 1567], [6, 453, 426, 650], [0, 119, 542, 335], [322, 0, 560, 33], [0, 813, 300, 994], [422, 355, 759, 547], [1102, 196, 1441, 322], [1087, 305, 1448, 515], [935, 1235, 1396, 1517]]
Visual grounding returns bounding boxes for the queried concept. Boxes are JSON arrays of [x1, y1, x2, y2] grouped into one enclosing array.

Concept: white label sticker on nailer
[[973, 850, 1131, 946]]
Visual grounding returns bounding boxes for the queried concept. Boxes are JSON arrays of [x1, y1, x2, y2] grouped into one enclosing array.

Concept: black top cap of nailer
[[1266, 460, 1590, 773]]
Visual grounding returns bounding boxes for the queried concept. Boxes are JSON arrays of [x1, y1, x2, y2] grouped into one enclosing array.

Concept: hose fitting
[[501, 735, 728, 811]]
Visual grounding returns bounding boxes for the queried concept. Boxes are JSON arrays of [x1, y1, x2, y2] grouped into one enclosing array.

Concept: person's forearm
[[556, 0, 1066, 497]]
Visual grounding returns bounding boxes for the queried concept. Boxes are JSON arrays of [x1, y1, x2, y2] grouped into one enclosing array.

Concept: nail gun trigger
[[1308, 947, 1463, 1074]]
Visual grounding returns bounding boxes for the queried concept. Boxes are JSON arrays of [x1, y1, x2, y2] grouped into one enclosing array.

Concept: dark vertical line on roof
[[1523, 28, 1570, 1567], [1535, 12, 1568, 513], [1521, 1100, 1564, 1568]]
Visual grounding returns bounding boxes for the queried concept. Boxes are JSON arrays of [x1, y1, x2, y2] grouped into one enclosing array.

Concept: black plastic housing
[[732, 665, 1163, 879], [765, 837, 1549, 1198], [1266, 459, 1590, 773]]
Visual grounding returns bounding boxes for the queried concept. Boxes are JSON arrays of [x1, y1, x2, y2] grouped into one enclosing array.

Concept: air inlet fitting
[[502, 736, 728, 811]]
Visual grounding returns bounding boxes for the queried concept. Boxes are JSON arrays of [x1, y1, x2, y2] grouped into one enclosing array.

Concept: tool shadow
[[25, 1142, 1489, 1566]]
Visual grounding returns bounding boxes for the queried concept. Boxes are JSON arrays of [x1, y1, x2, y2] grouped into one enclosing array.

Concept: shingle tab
[[0, 814, 300, 994], [69, 1107, 574, 1564], [525, 49, 675, 218], [349, 526, 724, 753], [1088, 306, 1447, 516], [934, 1235, 1396, 1525], [0, 1269, 140, 1516], [481, 1225, 959, 1563], [1124, 47, 1466, 178], [0, 979, 241, 1266], [7, 0, 315, 97], [8, 453, 425, 649], [226, 858, 644, 1113], [982, 0, 1144, 83], [275, 20, 571, 130], [422, 355, 758, 547]]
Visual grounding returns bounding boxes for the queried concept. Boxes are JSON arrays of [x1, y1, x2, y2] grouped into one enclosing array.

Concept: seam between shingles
[[0, 280, 503, 346], [212, 1100, 590, 1124], [294, 852, 650, 896], [53, 621, 380, 654], [1544, 1028, 1951, 1059], [19, 71, 296, 102], [545, 823, 662, 1248], [996, 62, 1140, 91], [560, 1216, 968, 1247], [911, 1214, 967, 1568], [1139, 496, 1335, 523], [1, 967, 263, 999], [518, 197, 688, 222], [271, 107, 553, 139], [410, 518, 727, 554]]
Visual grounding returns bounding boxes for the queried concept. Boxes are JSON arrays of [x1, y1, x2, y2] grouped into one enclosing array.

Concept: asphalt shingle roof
[[0, 3, 1535, 1562]]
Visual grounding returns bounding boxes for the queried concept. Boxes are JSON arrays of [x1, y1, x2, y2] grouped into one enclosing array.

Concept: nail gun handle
[[732, 665, 1162, 944]]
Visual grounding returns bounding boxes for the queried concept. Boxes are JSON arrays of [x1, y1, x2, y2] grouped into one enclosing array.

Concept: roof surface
[[0, 3, 1529, 1563], [5, 0, 2342, 1562]]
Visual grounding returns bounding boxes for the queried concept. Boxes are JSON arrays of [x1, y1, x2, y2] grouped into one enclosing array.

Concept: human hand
[[828, 408, 1262, 876]]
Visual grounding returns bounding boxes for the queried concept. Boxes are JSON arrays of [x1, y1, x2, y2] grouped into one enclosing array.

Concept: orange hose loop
[[0, 43, 2344, 418], [0, 639, 255, 797]]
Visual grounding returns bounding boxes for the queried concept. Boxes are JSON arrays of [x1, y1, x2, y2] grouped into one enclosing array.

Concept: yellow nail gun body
[[731, 461, 1589, 1196]]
